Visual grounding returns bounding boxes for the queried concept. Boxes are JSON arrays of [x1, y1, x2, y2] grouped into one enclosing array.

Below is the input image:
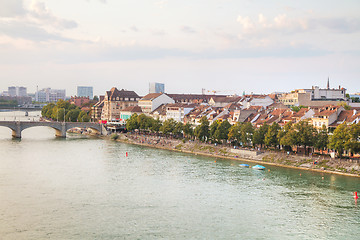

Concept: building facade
[[138, 93, 175, 114], [101, 88, 140, 121], [149, 82, 165, 94], [35, 88, 66, 103], [77, 86, 93, 99]]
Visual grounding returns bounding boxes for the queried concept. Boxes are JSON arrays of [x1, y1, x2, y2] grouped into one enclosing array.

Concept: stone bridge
[[0, 121, 106, 138]]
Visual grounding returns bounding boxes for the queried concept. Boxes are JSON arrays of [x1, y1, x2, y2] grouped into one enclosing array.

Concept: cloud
[[0, 0, 77, 42], [180, 26, 196, 34], [29, 1, 77, 29], [237, 16, 254, 32], [0, 0, 26, 17], [154, 0, 167, 8], [310, 18, 360, 33], [237, 13, 360, 35], [0, 21, 74, 42]]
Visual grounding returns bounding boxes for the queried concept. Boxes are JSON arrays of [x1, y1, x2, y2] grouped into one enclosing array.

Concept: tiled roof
[[121, 105, 143, 113], [107, 87, 140, 99], [211, 96, 242, 103], [140, 93, 163, 101]]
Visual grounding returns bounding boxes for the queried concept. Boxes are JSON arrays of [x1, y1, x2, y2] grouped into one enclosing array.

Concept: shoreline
[[108, 132, 360, 179]]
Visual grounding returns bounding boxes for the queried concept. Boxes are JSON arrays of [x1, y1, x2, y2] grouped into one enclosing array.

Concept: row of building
[[1, 86, 94, 105], [91, 81, 360, 129]]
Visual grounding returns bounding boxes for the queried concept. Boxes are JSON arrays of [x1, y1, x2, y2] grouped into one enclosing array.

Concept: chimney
[[354, 109, 357, 116]]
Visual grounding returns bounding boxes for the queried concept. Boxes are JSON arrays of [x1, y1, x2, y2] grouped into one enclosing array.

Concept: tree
[[253, 123, 269, 148], [347, 123, 360, 155], [293, 120, 316, 155], [209, 120, 220, 142], [126, 113, 139, 131], [78, 110, 90, 122], [194, 116, 209, 142], [160, 118, 177, 135], [183, 123, 194, 139], [173, 122, 184, 137], [228, 123, 242, 145], [265, 122, 281, 148], [240, 122, 254, 147], [93, 95, 99, 102], [278, 121, 294, 151], [214, 120, 231, 144], [315, 124, 329, 153], [66, 109, 81, 122], [137, 114, 152, 130], [329, 123, 351, 157], [150, 118, 162, 132]]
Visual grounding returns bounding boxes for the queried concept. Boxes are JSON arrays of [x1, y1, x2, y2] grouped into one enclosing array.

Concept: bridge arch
[[0, 121, 104, 138]]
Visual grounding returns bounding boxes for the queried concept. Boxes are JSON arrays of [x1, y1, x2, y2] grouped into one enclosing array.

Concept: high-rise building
[[149, 82, 165, 94], [8, 86, 27, 97], [35, 88, 66, 103], [77, 86, 93, 99]]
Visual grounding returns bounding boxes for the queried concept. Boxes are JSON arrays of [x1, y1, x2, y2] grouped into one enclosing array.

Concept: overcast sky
[[1, 0, 359, 96]]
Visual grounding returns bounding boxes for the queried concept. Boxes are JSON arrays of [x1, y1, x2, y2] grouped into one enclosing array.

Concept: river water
[[0, 111, 359, 239]]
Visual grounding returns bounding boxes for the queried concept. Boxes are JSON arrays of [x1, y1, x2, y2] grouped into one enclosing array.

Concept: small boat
[[239, 164, 249, 168], [252, 165, 265, 170]]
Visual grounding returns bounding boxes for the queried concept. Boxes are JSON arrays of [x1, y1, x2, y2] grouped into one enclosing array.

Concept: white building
[[35, 88, 66, 103], [165, 103, 197, 122], [138, 93, 174, 114]]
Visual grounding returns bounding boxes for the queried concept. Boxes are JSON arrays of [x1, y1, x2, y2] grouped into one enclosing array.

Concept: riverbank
[[109, 132, 360, 178]]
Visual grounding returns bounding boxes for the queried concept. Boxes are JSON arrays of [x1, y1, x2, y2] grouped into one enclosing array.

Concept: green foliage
[[66, 109, 81, 122], [78, 111, 90, 122], [228, 122, 242, 145], [240, 122, 254, 146], [173, 122, 184, 136], [160, 118, 177, 134], [183, 123, 194, 138], [315, 125, 329, 151], [253, 123, 269, 147], [338, 102, 351, 110], [209, 120, 220, 142], [137, 114, 153, 130], [41, 100, 90, 122], [93, 95, 99, 102], [293, 120, 316, 154], [126, 113, 139, 131], [194, 116, 209, 142], [290, 105, 306, 112], [213, 120, 231, 144], [265, 122, 281, 148], [150, 118, 162, 132], [347, 123, 360, 154], [329, 123, 351, 157], [0, 98, 18, 107]]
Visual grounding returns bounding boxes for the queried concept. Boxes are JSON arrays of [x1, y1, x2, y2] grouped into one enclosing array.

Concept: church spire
[[327, 77, 330, 89]]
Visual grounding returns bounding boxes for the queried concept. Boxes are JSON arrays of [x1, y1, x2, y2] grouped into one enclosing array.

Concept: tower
[[327, 77, 330, 89]]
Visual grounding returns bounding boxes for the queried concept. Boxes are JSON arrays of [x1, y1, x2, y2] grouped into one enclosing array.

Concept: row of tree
[[126, 113, 360, 157], [41, 99, 91, 122]]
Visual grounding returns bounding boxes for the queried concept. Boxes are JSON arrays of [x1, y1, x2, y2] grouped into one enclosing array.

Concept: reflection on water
[[0, 113, 359, 239]]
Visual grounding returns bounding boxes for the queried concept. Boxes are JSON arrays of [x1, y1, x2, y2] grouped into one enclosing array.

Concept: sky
[[0, 0, 360, 97]]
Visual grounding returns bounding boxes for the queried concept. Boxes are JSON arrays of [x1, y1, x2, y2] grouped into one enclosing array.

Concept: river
[[0, 110, 359, 239]]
